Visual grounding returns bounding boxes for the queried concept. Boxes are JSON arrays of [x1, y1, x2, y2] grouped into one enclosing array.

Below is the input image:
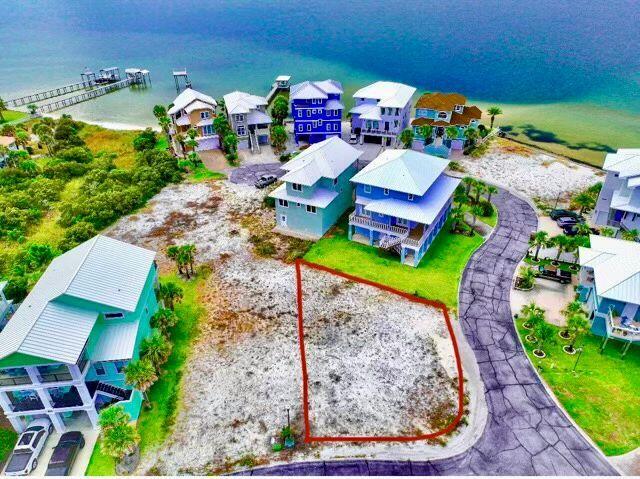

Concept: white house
[[168, 88, 218, 153], [223, 91, 271, 152]]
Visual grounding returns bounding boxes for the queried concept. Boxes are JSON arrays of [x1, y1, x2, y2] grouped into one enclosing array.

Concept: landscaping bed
[[515, 318, 640, 456]]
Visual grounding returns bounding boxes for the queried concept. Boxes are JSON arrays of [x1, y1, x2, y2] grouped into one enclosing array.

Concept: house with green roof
[[0, 235, 159, 432], [578, 234, 640, 355]]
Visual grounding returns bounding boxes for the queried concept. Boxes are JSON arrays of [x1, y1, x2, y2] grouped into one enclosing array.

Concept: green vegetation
[[515, 318, 640, 455], [0, 109, 28, 124], [86, 271, 207, 475], [304, 218, 483, 309], [188, 163, 225, 182], [0, 427, 18, 465]]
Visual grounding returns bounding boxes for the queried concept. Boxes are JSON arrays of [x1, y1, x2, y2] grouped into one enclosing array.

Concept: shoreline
[[47, 111, 158, 132]]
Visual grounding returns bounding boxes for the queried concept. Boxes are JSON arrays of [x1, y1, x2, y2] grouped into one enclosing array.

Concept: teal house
[[270, 136, 362, 239], [0, 235, 159, 433]]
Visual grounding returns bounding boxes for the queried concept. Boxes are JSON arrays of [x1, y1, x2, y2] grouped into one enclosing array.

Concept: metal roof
[[223, 91, 268, 115], [269, 183, 338, 209], [290, 80, 343, 101], [0, 235, 155, 364], [185, 100, 215, 114], [324, 99, 344, 111], [363, 175, 459, 224], [92, 321, 139, 362], [352, 81, 416, 108], [351, 149, 450, 196], [602, 148, 640, 178], [580, 235, 640, 305], [168, 88, 217, 115], [280, 136, 361, 186]]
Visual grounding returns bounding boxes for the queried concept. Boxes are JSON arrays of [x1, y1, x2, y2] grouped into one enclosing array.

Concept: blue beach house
[[290, 80, 344, 144], [0, 235, 159, 432], [411, 92, 482, 158], [270, 137, 361, 239], [578, 235, 640, 355], [348, 150, 459, 267]]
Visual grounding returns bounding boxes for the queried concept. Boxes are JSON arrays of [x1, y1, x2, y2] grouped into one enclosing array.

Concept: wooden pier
[[266, 75, 292, 104], [5, 80, 98, 108]]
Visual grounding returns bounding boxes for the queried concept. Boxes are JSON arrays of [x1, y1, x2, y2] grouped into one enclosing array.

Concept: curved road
[[243, 189, 617, 476]]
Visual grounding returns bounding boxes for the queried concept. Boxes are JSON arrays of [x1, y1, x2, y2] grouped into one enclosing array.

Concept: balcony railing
[[38, 372, 73, 383], [10, 396, 44, 412], [349, 213, 408, 236], [0, 376, 32, 387], [361, 127, 395, 136], [50, 388, 83, 408], [607, 308, 640, 341]]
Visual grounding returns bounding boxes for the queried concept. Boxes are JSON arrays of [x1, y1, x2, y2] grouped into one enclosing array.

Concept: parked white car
[[3, 418, 53, 476]]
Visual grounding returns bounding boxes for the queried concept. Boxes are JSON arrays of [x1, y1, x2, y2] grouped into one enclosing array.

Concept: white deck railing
[[607, 308, 640, 341], [349, 213, 408, 236]]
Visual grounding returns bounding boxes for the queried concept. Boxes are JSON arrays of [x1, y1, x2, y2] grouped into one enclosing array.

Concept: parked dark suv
[[45, 431, 85, 476], [550, 209, 584, 221]]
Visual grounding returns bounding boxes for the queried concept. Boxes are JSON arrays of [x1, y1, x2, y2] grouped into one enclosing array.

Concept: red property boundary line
[[295, 258, 465, 443]]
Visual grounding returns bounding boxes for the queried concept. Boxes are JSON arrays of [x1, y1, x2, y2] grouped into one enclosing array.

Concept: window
[[311, 109, 316, 115], [306, 205, 317, 214], [438, 111, 448, 119], [297, 203, 301, 207], [327, 123, 331, 131], [298, 110, 302, 117], [380, 107, 385, 115], [333, 178, 338, 186], [318, 119, 323, 126], [298, 124, 303, 132], [363, 185, 371, 193], [278, 199, 289, 207], [395, 108, 400, 116], [362, 208, 371, 217], [292, 183, 303, 192], [114, 360, 127, 374], [94, 362, 106, 376], [408, 194, 414, 201], [334, 123, 339, 131], [383, 188, 389, 195], [200, 111, 210, 119], [306, 124, 311, 131], [394, 120, 399, 128], [306, 110, 311, 117], [202, 124, 213, 136], [397, 217, 408, 226], [237, 126, 246, 136], [104, 312, 124, 320]]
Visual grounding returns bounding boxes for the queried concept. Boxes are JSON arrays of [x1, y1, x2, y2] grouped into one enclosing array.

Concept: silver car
[[4, 418, 53, 476]]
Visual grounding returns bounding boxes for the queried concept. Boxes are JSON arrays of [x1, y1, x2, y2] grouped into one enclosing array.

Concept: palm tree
[[470, 204, 483, 226], [621, 229, 639, 242], [152, 104, 167, 120], [166, 245, 183, 275], [487, 106, 503, 129], [150, 308, 178, 335], [158, 281, 183, 310], [462, 176, 476, 196], [474, 181, 487, 204], [561, 300, 584, 339], [98, 405, 130, 431], [486, 185, 498, 203], [14, 129, 29, 150], [464, 127, 479, 145], [419, 124, 434, 143], [399, 128, 414, 149], [185, 128, 198, 152], [182, 244, 196, 275], [521, 302, 545, 329], [141, 331, 172, 370], [552, 234, 571, 262], [101, 422, 140, 461], [124, 358, 158, 406], [574, 222, 591, 237], [449, 206, 464, 232], [534, 321, 555, 356], [445, 126, 459, 142], [529, 231, 550, 261], [566, 312, 589, 352], [158, 115, 172, 145], [518, 265, 537, 289], [573, 191, 595, 214], [177, 248, 191, 279], [454, 187, 469, 207], [600, 226, 615, 237], [0, 97, 6, 122], [174, 132, 187, 158]]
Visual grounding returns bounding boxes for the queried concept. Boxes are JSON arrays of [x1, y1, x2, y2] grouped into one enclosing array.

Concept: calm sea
[[1, 0, 639, 164]]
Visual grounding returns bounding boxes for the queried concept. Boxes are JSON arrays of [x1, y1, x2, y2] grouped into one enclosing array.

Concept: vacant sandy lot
[[301, 267, 459, 439], [106, 178, 479, 475]]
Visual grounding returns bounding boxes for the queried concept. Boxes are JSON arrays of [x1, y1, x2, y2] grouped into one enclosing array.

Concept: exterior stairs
[[379, 233, 407, 250], [96, 382, 132, 401]]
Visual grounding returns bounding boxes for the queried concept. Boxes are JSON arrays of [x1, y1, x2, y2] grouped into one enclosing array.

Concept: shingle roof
[[602, 149, 640, 179], [352, 81, 416, 108], [350, 149, 450, 195], [415, 92, 467, 110], [579, 235, 640, 305], [223, 91, 268, 115], [290, 80, 343, 101], [279, 136, 361, 186], [0, 235, 156, 364], [168, 88, 217, 115]]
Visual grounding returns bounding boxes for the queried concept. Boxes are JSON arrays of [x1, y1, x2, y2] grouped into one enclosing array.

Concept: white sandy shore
[[46, 111, 157, 131]]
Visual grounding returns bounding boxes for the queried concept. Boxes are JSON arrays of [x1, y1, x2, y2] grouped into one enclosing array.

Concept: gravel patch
[[457, 140, 604, 201]]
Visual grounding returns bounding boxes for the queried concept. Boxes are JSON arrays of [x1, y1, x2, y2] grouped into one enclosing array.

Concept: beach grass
[[515, 318, 640, 456], [0, 109, 28, 124], [79, 123, 141, 169], [304, 218, 483, 309], [86, 270, 207, 475]]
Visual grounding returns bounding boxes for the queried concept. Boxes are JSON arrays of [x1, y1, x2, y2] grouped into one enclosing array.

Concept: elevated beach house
[[0, 135, 18, 168], [349, 81, 416, 146], [592, 149, 640, 232], [290, 80, 344, 144], [223, 91, 271, 152], [578, 235, 640, 355], [349, 149, 459, 266], [168, 88, 218, 153], [411, 92, 482, 158], [0, 236, 159, 433], [270, 136, 361, 239]]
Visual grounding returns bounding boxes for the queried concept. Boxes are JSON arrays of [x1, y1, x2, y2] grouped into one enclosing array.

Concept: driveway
[[229, 163, 285, 185], [243, 188, 617, 476]]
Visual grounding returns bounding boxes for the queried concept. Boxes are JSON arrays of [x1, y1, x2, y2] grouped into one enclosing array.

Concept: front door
[[280, 214, 287, 227], [384, 121, 389, 131]]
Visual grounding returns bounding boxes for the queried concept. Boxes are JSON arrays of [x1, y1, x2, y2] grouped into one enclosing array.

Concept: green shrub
[[133, 128, 158, 152], [58, 146, 93, 163], [478, 200, 494, 217], [58, 221, 97, 251], [42, 160, 89, 181]]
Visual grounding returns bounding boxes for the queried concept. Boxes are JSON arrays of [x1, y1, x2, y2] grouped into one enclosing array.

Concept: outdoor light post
[[572, 347, 584, 372]]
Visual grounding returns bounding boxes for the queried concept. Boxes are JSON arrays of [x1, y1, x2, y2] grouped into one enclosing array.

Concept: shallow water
[[1, 0, 639, 165]]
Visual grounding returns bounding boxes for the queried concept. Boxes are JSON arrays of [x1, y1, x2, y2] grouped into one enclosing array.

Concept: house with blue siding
[[411, 92, 482, 158], [578, 235, 640, 355], [349, 149, 459, 266], [0, 235, 159, 433], [270, 137, 361, 239], [349, 81, 416, 146], [290, 80, 344, 144]]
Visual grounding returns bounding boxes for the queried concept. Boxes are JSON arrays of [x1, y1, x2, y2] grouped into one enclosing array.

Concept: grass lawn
[[516, 318, 640, 456], [0, 427, 18, 467], [462, 203, 498, 228], [0, 109, 28, 124], [85, 270, 208, 475], [304, 219, 483, 309], [188, 163, 226, 183]]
